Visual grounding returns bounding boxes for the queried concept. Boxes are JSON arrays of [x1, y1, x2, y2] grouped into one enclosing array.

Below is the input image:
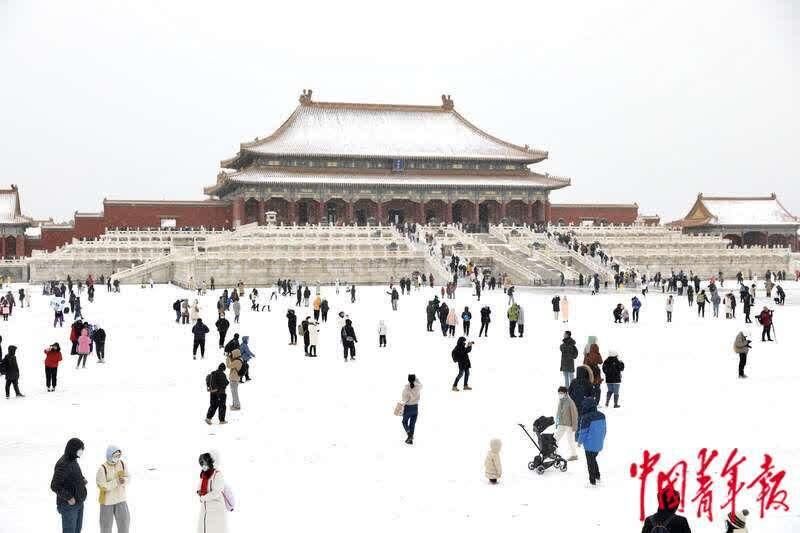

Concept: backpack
[[647, 514, 674, 533], [205, 372, 213, 391], [173, 300, 180, 311]]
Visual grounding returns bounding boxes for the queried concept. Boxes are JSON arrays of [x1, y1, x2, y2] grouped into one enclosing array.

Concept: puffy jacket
[[226, 350, 243, 381], [757, 309, 773, 327], [556, 395, 579, 430], [551, 296, 560, 311], [461, 311, 472, 322], [568, 366, 594, 413], [77, 329, 91, 354], [239, 337, 255, 362], [577, 398, 606, 453], [484, 439, 502, 480], [50, 438, 88, 505], [506, 304, 519, 321], [559, 337, 578, 372], [480, 307, 491, 323], [733, 332, 751, 354], [44, 349, 63, 368], [96, 447, 129, 506], [602, 356, 625, 384], [192, 321, 210, 338]]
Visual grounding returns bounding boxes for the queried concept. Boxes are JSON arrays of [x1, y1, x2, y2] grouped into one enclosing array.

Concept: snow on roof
[[700, 195, 798, 226], [0, 187, 32, 225], [229, 95, 547, 162], [221, 167, 570, 190], [24, 225, 42, 238]]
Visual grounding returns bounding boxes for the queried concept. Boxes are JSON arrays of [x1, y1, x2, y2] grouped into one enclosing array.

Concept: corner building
[[205, 91, 570, 227]]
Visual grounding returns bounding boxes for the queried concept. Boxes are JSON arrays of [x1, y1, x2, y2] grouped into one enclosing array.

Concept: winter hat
[[608, 350, 619, 358], [657, 484, 681, 511], [726, 509, 749, 530], [408, 374, 416, 386], [217, 363, 226, 371], [106, 444, 121, 462]]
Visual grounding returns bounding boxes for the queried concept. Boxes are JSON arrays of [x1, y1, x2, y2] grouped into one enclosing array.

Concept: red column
[[318, 200, 325, 224], [257, 200, 265, 225], [376, 201, 384, 223], [347, 201, 354, 224], [526, 201, 534, 225], [499, 201, 507, 221], [418, 201, 425, 224], [445, 201, 453, 224], [232, 197, 244, 227], [473, 202, 479, 224], [0, 236, 5, 258], [16, 235, 25, 257], [287, 200, 296, 224], [545, 200, 552, 223]]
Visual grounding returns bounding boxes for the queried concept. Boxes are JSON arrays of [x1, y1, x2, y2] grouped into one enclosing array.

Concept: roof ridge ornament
[[299, 89, 314, 105], [441, 94, 454, 110]]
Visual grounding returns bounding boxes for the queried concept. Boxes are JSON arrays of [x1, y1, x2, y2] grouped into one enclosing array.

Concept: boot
[[205, 418, 212, 425], [452, 385, 459, 391], [463, 385, 472, 391]]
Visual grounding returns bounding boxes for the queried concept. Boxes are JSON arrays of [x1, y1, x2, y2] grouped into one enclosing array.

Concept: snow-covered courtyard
[[2, 281, 798, 532]]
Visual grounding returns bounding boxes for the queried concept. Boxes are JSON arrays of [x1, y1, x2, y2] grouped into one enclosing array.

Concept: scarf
[[199, 469, 215, 496]]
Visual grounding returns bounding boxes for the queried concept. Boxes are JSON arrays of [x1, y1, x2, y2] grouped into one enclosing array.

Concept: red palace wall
[[549, 204, 638, 225], [74, 214, 108, 239], [102, 201, 233, 230], [29, 227, 75, 253]]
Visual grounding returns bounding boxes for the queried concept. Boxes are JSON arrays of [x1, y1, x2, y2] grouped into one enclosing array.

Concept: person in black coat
[[478, 306, 491, 337], [215, 316, 230, 349], [286, 309, 298, 345], [91, 326, 106, 362], [50, 437, 88, 531], [602, 352, 625, 408], [568, 365, 594, 414], [641, 484, 692, 533], [191, 319, 209, 359], [425, 301, 437, 332], [224, 333, 240, 354], [301, 317, 311, 354], [2, 345, 23, 398], [438, 302, 449, 337], [341, 318, 358, 361], [551, 296, 561, 319], [451, 336, 474, 391], [559, 331, 579, 387], [205, 363, 229, 424]]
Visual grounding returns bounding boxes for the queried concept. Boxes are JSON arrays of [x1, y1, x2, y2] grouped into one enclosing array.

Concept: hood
[[580, 398, 597, 414], [241, 336, 249, 344], [657, 484, 681, 511], [106, 444, 121, 462], [64, 437, 85, 460], [489, 439, 502, 453], [576, 365, 592, 382], [345, 319, 352, 326]]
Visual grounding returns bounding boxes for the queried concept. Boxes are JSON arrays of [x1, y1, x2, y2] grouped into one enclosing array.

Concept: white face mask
[[76, 449, 83, 458], [201, 464, 210, 472], [558, 393, 566, 399]]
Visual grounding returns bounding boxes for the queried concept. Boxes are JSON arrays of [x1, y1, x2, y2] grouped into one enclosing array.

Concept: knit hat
[[657, 484, 681, 511], [106, 444, 121, 462], [726, 509, 749, 530]]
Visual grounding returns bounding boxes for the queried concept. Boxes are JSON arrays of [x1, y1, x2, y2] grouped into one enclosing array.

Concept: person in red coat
[[757, 306, 774, 342], [44, 343, 63, 392]]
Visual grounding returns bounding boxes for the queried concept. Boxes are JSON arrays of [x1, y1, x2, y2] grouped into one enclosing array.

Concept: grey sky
[[1, 0, 796, 223]]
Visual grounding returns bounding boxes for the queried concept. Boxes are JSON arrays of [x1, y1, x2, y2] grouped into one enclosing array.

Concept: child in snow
[[724, 509, 749, 532], [76, 327, 91, 369], [484, 439, 502, 484]]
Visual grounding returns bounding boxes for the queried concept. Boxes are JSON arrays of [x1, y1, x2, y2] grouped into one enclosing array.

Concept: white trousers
[[554, 425, 577, 456]]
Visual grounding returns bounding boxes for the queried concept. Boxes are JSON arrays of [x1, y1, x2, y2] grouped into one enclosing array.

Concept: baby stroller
[[518, 416, 568, 475]]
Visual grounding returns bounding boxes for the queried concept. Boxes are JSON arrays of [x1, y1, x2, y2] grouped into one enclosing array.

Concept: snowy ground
[[1, 281, 799, 532]]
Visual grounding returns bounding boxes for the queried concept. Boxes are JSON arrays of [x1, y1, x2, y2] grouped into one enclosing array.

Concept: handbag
[[393, 402, 404, 416]]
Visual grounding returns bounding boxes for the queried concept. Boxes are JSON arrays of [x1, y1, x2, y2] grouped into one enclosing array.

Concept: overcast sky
[[1, 0, 796, 222]]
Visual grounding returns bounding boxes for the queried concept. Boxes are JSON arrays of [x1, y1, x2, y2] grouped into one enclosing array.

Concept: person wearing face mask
[[197, 452, 228, 533], [97, 445, 130, 533], [51, 437, 88, 533]]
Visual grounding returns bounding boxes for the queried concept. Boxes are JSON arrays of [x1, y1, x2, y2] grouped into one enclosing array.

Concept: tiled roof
[[0, 187, 32, 225], [698, 195, 798, 226], [215, 167, 570, 190], [225, 95, 548, 163]]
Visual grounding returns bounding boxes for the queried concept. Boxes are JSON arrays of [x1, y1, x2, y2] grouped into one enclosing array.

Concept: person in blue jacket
[[239, 336, 255, 382], [631, 296, 642, 323], [577, 397, 606, 486]]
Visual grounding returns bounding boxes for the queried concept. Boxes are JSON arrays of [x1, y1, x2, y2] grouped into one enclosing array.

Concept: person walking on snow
[[97, 445, 130, 533], [192, 319, 209, 360], [378, 320, 388, 347], [601, 351, 625, 407], [307, 319, 320, 356], [225, 349, 243, 410], [506, 302, 519, 338], [76, 328, 91, 369], [461, 306, 472, 336], [44, 342, 62, 392], [388, 287, 399, 311], [446, 307, 458, 336], [196, 452, 227, 533], [561, 296, 570, 323], [205, 363, 228, 424], [568, 365, 595, 415], [560, 331, 578, 387], [239, 336, 255, 381], [665, 295, 674, 323], [484, 439, 503, 484], [733, 331, 752, 378], [478, 305, 491, 337], [577, 397, 606, 486], [399, 374, 421, 444], [551, 295, 561, 319], [92, 325, 106, 363], [341, 318, 358, 361], [517, 304, 526, 337], [50, 437, 87, 533], [215, 316, 230, 350], [554, 386, 579, 461], [451, 337, 473, 391], [2, 345, 24, 398], [757, 306, 773, 341], [286, 309, 297, 345], [631, 296, 641, 323]]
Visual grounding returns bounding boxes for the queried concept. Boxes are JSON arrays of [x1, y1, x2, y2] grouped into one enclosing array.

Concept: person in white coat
[[378, 320, 388, 347], [665, 295, 674, 323], [190, 300, 202, 322], [197, 452, 227, 533], [97, 444, 130, 533]]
